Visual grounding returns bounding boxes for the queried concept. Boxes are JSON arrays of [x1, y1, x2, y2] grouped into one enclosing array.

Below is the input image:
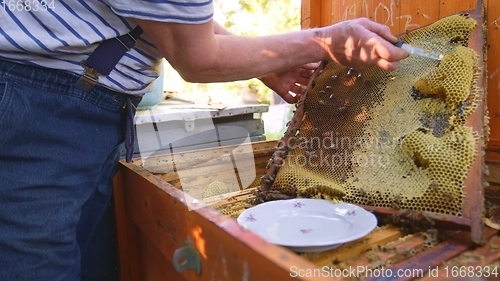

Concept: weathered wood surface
[[113, 140, 500, 281]]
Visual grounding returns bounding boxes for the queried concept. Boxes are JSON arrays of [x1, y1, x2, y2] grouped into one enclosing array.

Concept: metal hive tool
[[260, 4, 488, 243]]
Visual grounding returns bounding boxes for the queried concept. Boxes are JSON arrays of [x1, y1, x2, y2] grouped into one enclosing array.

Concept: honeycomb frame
[[260, 4, 487, 243]]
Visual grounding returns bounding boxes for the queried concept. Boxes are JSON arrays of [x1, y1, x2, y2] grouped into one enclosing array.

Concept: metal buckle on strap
[[75, 60, 100, 92]]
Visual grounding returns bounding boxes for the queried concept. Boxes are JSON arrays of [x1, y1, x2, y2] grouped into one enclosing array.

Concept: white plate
[[237, 199, 377, 252]]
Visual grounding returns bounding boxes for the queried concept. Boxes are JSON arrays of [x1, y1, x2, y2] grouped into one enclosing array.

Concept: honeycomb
[[267, 14, 483, 216], [202, 180, 230, 199], [215, 200, 248, 218], [413, 46, 477, 111]]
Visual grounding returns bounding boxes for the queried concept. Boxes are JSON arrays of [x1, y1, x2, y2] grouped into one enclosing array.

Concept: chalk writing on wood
[[341, 0, 419, 32], [374, 2, 394, 26], [492, 17, 500, 30], [490, 68, 500, 90], [490, 68, 500, 80], [396, 15, 420, 32]]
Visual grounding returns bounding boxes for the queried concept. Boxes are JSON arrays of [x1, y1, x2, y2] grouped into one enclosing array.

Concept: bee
[[303, 177, 310, 185], [359, 187, 367, 197], [339, 174, 347, 182], [286, 127, 297, 136], [273, 157, 284, 166], [443, 192, 454, 202], [421, 214, 436, 227], [305, 150, 316, 157], [259, 177, 271, 186], [429, 181, 439, 192], [259, 174, 275, 185], [392, 195, 402, 209]]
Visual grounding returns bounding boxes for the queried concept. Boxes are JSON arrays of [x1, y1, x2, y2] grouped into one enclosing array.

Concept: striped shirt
[[0, 0, 214, 95]]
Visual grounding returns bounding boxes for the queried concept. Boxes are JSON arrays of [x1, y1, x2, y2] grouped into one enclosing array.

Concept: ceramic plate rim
[[237, 199, 377, 248]]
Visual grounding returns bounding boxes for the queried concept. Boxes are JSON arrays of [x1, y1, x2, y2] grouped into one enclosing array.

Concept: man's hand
[[259, 63, 317, 103], [321, 18, 408, 71]]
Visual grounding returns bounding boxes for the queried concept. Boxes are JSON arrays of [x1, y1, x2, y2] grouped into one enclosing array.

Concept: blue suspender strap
[[75, 26, 144, 162], [75, 26, 143, 92]]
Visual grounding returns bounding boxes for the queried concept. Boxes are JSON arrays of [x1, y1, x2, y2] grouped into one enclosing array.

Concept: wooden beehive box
[[113, 140, 500, 281], [113, 1, 500, 280]]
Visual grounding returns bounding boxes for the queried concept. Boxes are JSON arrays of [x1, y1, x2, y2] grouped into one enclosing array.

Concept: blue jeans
[[0, 60, 141, 281]]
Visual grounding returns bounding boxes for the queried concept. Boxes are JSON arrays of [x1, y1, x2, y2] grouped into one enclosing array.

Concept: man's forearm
[[135, 18, 406, 83], [136, 18, 326, 83]]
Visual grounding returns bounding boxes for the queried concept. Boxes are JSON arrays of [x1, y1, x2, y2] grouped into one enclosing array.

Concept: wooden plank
[[336, 233, 429, 281], [113, 170, 142, 281], [487, 141, 500, 163], [330, 0, 402, 33], [398, 0, 440, 33], [303, 225, 405, 267], [487, 0, 500, 162], [134, 104, 269, 125], [166, 161, 260, 199], [303, 0, 324, 28], [370, 0, 401, 33], [136, 135, 266, 162], [363, 228, 498, 281], [408, 235, 500, 281], [159, 162, 260, 189], [332, 0, 364, 22], [438, 0, 477, 18], [208, 189, 257, 209], [301, 0, 312, 29], [156, 154, 269, 191], [307, 0, 487, 41], [136, 229, 186, 281], [487, 161, 500, 185], [329, 0, 480, 34], [119, 163, 333, 281], [321, 0, 333, 26], [135, 119, 265, 155], [462, 1, 487, 244], [134, 140, 277, 174], [149, 163, 267, 197]]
